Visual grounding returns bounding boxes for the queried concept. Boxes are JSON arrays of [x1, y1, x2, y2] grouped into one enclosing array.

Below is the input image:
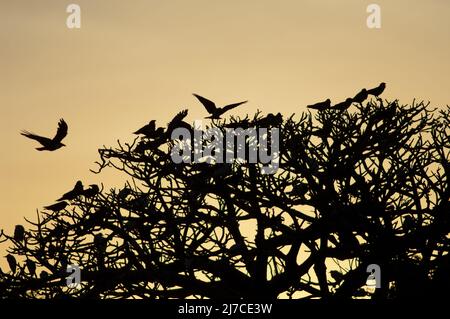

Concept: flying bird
[[14, 225, 25, 242], [44, 201, 68, 212], [352, 88, 369, 104], [167, 109, 189, 130], [57, 181, 84, 201], [332, 98, 353, 111], [133, 120, 165, 139], [367, 82, 386, 97], [21, 119, 68, 151], [193, 93, 247, 119], [307, 99, 331, 111]]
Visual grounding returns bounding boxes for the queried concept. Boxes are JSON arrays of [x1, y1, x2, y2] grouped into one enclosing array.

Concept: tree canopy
[[1, 98, 449, 299]]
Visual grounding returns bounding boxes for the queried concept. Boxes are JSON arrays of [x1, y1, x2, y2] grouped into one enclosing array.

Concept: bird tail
[[36, 147, 46, 151]]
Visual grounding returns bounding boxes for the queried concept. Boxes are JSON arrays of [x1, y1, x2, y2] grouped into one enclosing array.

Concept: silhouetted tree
[[0, 98, 449, 299]]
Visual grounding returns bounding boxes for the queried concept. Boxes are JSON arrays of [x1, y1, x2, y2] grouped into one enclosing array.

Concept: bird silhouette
[[44, 201, 68, 212], [133, 120, 165, 139], [21, 119, 68, 151], [332, 98, 353, 111], [352, 89, 368, 104], [6, 254, 17, 273], [57, 181, 84, 201], [14, 225, 25, 242], [26, 259, 36, 276], [167, 109, 189, 132], [367, 82, 386, 97], [307, 99, 331, 111], [83, 184, 99, 198], [254, 113, 283, 127], [193, 93, 247, 119]]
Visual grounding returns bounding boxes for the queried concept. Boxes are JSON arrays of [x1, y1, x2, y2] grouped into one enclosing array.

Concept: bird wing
[[53, 119, 68, 142], [169, 109, 188, 128], [21, 131, 52, 145], [221, 100, 248, 113], [134, 123, 150, 135], [193, 94, 217, 114]]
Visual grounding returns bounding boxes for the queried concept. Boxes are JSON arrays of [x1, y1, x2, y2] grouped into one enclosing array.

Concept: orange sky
[[1, 0, 449, 234]]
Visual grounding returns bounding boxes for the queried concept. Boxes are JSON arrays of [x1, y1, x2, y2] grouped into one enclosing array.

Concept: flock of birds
[[19, 85, 386, 212], [6, 86, 388, 275], [306, 82, 386, 111], [18, 94, 248, 212]]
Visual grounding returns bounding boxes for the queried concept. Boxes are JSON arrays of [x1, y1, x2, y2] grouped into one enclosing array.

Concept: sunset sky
[[1, 0, 449, 235]]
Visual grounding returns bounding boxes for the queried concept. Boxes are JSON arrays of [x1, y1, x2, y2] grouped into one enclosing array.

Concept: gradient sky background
[[1, 0, 449, 236]]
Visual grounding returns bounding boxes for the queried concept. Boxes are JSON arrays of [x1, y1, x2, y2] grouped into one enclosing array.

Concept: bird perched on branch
[[307, 99, 331, 111], [367, 82, 386, 97], [44, 201, 68, 212], [6, 254, 17, 273], [352, 88, 369, 104], [83, 184, 100, 198], [332, 98, 353, 111], [57, 181, 84, 201], [193, 93, 247, 119], [21, 119, 68, 151], [14, 225, 25, 242], [26, 259, 36, 276], [133, 120, 165, 139]]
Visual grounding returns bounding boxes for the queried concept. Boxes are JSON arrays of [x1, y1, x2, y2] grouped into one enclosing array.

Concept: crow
[[44, 201, 68, 212], [167, 109, 189, 131], [352, 88, 369, 104], [367, 82, 386, 97], [21, 119, 68, 151], [14, 225, 25, 242], [57, 180, 84, 201], [332, 98, 353, 111], [193, 93, 247, 119], [254, 113, 283, 127], [83, 184, 99, 198], [307, 98, 331, 111], [133, 120, 165, 139], [26, 259, 36, 276], [6, 254, 17, 273]]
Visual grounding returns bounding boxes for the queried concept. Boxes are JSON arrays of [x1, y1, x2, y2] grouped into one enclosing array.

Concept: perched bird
[[254, 113, 283, 127], [44, 201, 68, 212], [307, 99, 331, 111], [352, 88, 368, 104], [6, 254, 17, 273], [57, 181, 84, 201], [21, 119, 68, 151], [332, 98, 353, 111], [330, 270, 345, 284], [193, 93, 247, 119], [26, 259, 36, 276], [83, 184, 99, 198], [134, 120, 155, 135], [133, 120, 165, 139], [367, 82, 386, 97], [14, 225, 25, 242]]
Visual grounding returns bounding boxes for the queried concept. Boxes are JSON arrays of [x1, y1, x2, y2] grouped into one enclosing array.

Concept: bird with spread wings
[[193, 93, 247, 119], [21, 119, 68, 151]]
